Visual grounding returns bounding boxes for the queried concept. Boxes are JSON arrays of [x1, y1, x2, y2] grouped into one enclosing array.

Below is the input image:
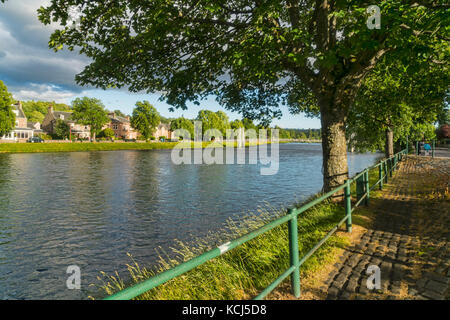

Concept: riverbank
[[96, 164, 384, 300], [0, 140, 296, 154]]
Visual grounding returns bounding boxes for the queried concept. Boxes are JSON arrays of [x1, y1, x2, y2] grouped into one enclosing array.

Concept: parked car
[[27, 137, 44, 143]]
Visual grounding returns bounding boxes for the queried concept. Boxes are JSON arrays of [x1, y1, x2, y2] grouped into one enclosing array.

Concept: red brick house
[[104, 112, 138, 140]]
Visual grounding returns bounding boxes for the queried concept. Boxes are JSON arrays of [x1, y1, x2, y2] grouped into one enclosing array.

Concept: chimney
[[108, 112, 115, 119], [126, 116, 130, 121], [48, 105, 54, 114]]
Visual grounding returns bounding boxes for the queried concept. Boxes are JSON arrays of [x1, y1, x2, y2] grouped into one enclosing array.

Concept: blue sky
[[0, 0, 321, 129]]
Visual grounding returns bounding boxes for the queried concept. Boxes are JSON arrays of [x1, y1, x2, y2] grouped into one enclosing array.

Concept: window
[[113, 124, 118, 130]]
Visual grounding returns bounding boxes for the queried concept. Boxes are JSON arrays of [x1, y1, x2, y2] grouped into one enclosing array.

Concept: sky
[[0, 0, 321, 129]]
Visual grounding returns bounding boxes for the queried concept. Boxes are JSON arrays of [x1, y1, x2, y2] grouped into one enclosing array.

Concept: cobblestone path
[[324, 156, 450, 300]]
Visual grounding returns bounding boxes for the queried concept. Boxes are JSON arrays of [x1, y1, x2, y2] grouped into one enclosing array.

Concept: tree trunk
[[385, 128, 394, 158], [319, 97, 349, 197]]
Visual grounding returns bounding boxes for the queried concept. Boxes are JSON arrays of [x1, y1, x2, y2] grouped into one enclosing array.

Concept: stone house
[[104, 112, 138, 140], [153, 123, 173, 140], [42, 106, 91, 139], [0, 101, 34, 142]]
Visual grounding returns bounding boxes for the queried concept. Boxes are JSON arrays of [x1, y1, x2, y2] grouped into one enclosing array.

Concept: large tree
[[36, 1, 448, 191], [130, 101, 161, 140], [71, 97, 110, 141], [0, 80, 15, 137], [170, 117, 195, 139], [53, 119, 71, 139], [196, 110, 230, 137]]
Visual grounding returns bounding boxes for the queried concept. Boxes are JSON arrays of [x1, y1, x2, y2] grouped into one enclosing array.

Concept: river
[[0, 143, 381, 299]]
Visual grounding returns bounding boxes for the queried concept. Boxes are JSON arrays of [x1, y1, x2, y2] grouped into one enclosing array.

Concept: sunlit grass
[[0, 141, 278, 154]]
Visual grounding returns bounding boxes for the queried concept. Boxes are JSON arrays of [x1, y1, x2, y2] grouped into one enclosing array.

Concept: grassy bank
[[0, 141, 275, 154], [96, 199, 350, 300]]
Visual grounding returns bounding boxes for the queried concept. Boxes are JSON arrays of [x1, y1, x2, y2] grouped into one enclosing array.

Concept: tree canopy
[[130, 101, 161, 140], [170, 117, 195, 139], [0, 81, 15, 137], [53, 119, 70, 139], [71, 97, 110, 140], [196, 110, 230, 136], [347, 49, 449, 157]]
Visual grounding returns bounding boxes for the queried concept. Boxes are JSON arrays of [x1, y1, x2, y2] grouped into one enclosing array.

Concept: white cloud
[[12, 83, 84, 104]]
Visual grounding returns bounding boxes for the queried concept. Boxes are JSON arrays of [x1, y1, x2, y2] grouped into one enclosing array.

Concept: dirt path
[[322, 156, 450, 300]]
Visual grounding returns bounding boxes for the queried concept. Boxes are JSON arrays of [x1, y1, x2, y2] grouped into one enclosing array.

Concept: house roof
[[110, 115, 130, 123], [53, 111, 74, 122]]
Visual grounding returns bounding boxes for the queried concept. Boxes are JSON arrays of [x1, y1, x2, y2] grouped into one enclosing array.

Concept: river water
[[0, 143, 381, 299]]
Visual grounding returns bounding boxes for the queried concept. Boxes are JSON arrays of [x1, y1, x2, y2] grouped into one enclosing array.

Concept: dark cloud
[[0, 0, 91, 101]]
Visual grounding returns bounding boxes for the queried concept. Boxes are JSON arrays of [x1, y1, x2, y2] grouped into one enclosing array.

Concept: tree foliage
[[99, 127, 115, 139], [170, 117, 194, 138], [130, 101, 161, 140], [0, 80, 15, 136], [71, 97, 109, 140], [347, 48, 448, 156], [436, 124, 450, 140], [53, 119, 70, 139], [22, 100, 71, 123], [196, 110, 230, 136]]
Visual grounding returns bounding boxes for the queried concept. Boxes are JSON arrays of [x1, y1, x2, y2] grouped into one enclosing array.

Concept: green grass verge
[[96, 200, 349, 300], [0, 141, 274, 154]]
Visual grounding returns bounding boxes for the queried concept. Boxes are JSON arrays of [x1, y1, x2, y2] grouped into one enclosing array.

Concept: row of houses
[[0, 102, 173, 142]]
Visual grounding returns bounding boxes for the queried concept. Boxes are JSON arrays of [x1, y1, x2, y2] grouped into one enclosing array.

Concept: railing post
[[287, 209, 300, 298], [432, 140, 435, 158], [416, 141, 419, 155], [345, 180, 352, 233], [384, 160, 388, 183], [364, 170, 370, 206], [406, 136, 409, 154], [378, 164, 383, 190], [356, 173, 364, 202], [389, 158, 393, 178]]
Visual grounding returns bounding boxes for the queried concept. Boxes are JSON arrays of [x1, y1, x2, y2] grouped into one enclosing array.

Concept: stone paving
[[324, 156, 450, 300]]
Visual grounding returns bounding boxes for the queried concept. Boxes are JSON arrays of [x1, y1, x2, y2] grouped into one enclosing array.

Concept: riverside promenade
[[323, 154, 450, 300], [271, 153, 449, 300]]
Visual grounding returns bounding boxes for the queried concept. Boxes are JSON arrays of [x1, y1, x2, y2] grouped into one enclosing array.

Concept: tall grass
[[96, 200, 349, 300]]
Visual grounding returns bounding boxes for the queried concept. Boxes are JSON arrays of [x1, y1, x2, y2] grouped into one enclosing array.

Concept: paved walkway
[[324, 156, 450, 300]]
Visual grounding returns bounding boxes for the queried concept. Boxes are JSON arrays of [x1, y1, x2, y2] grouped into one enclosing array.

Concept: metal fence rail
[[105, 149, 408, 300]]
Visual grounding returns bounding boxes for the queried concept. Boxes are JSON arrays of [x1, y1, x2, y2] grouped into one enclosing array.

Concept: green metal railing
[[105, 149, 408, 300], [414, 140, 436, 157]]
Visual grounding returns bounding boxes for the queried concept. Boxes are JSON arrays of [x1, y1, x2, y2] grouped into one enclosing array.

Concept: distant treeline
[[277, 127, 321, 140]]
